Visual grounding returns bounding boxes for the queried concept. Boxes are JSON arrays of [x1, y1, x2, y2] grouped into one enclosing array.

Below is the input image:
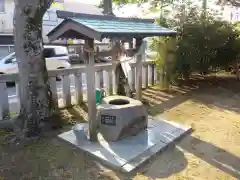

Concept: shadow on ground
[[0, 132, 114, 180], [116, 135, 240, 180], [144, 75, 240, 116], [179, 136, 240, 179], [112, 145, 188, 180]]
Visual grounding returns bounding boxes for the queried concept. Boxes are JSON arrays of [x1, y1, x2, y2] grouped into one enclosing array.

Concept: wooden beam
[[135, 38, 143, 101], [85, 39, 98, 141], [111, 39, 119, 94]]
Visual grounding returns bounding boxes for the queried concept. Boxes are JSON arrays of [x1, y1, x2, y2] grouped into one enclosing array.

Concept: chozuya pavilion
[[47, 10, 191, 172]]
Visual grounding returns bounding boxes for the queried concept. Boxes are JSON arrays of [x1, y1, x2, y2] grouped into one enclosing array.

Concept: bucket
[[72, 124, 87, 142], [96, 88, 106, 104]]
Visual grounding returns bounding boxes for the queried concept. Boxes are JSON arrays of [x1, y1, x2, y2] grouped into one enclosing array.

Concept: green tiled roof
[[47, 11, 176, 41], [71, 17, 175, 35]]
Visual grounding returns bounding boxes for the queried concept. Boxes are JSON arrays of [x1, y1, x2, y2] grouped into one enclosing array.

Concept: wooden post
[[111, 39, 119, 94], [95, 71, 101, 89], [136, 38, 143, 101], [85, 39, 97, 141]]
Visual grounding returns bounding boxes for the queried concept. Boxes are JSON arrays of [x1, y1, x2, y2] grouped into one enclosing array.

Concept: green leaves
[[113, 0, 146, 5], [113, 0, 174, 8], [175, 16, 240, 77]]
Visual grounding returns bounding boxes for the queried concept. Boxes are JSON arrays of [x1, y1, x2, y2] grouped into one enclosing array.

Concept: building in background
[[0, 0, 15, 58], [0, 0, 105, 58]]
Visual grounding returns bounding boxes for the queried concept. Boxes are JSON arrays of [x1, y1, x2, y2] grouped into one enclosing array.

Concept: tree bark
[[14, 0, 54, 137]]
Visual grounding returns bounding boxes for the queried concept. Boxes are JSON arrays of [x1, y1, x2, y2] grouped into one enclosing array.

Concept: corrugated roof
[[71, 17, 174, 35]]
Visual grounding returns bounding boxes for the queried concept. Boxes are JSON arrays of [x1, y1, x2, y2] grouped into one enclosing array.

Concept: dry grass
[[0, 75, 240, 180]]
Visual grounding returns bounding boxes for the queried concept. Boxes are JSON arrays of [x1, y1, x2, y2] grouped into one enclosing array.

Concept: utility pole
[[103, 0, 114, 15], [202, 0, 207, 19]]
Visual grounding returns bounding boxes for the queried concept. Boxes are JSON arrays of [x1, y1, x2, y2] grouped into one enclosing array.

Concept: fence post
[[107, 68, 113, 95], [74, 73, 83, 105], [50, 77, 59, 109], [112, 66, 117, 95], [95, 71, 101, 89], [148, 63, 154, 86], [143, 64, 148, 88], [0, 83, 9, 120], [62, 75, 71, 107], [154, 64, 158, 84]]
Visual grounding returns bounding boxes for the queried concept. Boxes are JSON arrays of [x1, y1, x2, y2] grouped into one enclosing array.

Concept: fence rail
[[0, 60, 158, 120]]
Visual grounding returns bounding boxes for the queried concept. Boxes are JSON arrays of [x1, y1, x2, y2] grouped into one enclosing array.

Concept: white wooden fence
[[0, 61, 158, 120]]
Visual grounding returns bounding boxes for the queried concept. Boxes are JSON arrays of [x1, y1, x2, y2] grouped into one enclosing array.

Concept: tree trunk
[[14, 0, 54, 137], [201, 0, 207, 20], [103, 0, 114, 15]]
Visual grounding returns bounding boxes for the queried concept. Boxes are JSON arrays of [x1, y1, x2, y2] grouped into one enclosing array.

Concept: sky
[[64, 0, 240, 21], [68, 0, 100, 5]]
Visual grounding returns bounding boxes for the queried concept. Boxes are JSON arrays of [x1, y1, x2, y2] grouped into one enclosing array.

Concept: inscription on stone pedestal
[[101, 115, 116, 126]]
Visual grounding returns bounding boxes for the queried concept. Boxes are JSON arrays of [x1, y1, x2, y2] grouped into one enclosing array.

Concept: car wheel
[[0, 72, 15, 87], [56, 67, 65, 81]]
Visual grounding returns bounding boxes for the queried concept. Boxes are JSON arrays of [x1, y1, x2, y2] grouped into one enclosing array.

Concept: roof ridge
[[57, 10, 155, 23]]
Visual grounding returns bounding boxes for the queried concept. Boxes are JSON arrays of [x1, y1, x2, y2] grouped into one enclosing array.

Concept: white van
[[0, 45, 71, 74]]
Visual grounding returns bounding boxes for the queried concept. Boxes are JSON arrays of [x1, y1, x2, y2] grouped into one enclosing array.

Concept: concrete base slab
[[58, 118, 192, 172]]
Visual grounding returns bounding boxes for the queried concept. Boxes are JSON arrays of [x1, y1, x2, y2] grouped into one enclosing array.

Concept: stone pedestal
[[96, 96, 148, 142]]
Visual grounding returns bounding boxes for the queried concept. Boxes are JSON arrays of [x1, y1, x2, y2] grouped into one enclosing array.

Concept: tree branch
[[218, 0, 240, 6]]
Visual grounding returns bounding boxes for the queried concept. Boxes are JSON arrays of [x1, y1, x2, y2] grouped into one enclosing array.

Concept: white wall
[[0, 0, 65, 41], [0, 0, 107, 44], [0, 0, 14, 33]]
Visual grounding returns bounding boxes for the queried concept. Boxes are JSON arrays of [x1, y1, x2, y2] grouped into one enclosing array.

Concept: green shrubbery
[[175, 18, 240, 79], [153, 9, 240, 83]]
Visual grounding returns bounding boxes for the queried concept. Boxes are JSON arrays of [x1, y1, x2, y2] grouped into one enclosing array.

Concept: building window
[[0, 46, 10, 59], [0, 0, 5, 13]]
